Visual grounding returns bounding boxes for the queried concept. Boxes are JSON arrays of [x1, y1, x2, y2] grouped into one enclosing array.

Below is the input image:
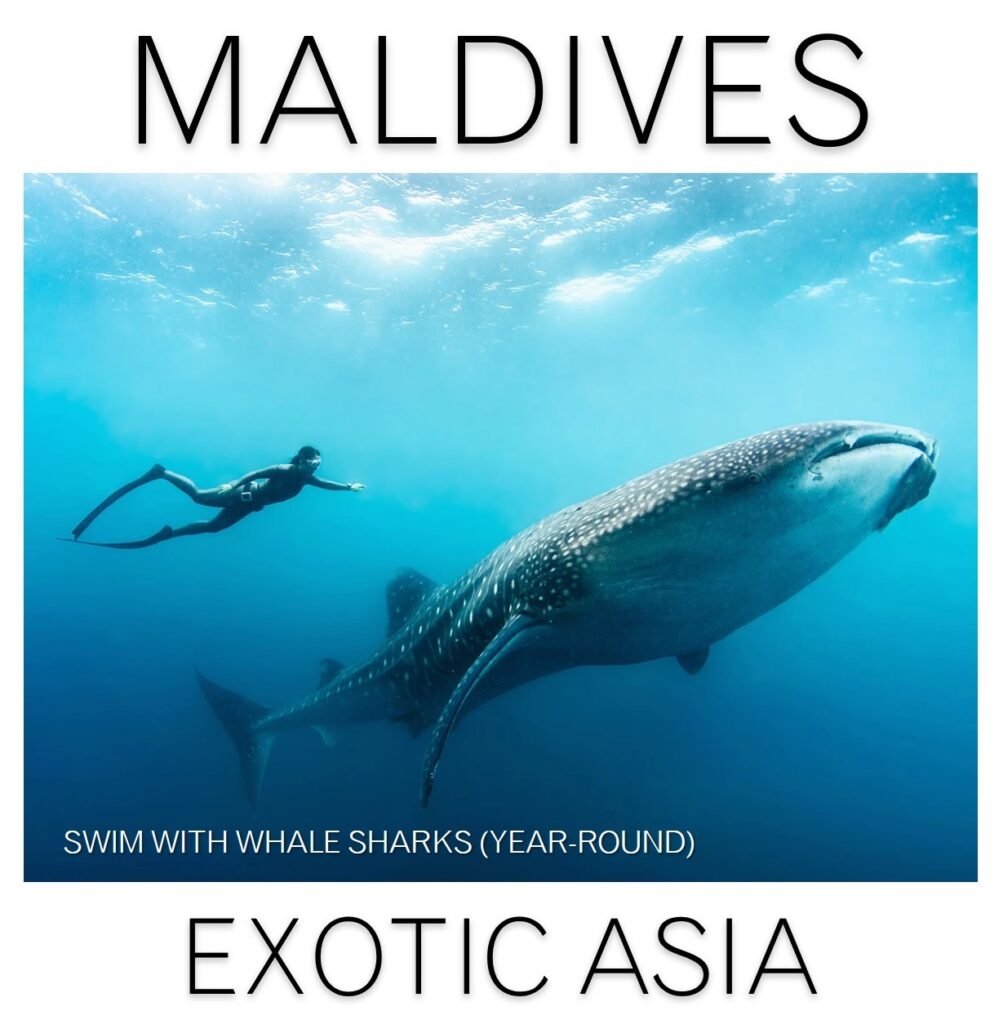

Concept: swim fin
[[64, 525, 174, 549], [71, 463, 165, 539]]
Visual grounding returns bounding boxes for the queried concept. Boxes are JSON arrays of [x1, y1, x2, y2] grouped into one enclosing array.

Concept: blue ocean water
[[24, 173, 976, 881]]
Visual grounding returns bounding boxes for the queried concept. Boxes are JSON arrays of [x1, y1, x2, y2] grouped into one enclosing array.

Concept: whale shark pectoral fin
[[677, 647, 710, 675], [386, 568, 440, 636], [420, 614, 538, 806]]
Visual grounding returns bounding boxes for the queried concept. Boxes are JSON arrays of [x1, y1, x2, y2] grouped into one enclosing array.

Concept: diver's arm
[[308, 477, 366, 492]]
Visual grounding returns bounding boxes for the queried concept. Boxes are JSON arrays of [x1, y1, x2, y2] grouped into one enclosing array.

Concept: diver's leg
[[165, 507, 250, 538], [70, 464, 167, 539], [160, 471, 229, 507], [68, 508, 250, 549]]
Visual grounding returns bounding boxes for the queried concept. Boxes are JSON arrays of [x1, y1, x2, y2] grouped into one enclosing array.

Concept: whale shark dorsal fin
[[677, 648, 709, 675], [386, 568, 439, 636], [318, 658, 346, 688]]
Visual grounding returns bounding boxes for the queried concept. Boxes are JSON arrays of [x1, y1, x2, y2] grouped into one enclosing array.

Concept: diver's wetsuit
[[70, 462, 361, 548]]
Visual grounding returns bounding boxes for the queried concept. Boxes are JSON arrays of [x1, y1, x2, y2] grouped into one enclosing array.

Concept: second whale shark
[[200, 420, 938, 805]]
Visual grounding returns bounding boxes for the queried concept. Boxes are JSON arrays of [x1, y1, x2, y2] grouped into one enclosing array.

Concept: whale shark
[[199, 420, 938, 805]]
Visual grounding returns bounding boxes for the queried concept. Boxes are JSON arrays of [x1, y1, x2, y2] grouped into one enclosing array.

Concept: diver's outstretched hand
[[347, 482, 366, 492]]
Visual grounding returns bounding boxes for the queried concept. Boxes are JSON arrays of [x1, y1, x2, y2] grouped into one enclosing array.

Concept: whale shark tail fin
[[197, 669, 275, 806]]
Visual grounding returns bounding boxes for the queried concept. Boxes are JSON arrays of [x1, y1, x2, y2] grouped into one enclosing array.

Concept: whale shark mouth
[[805, 426, 939, 530], [811, 428, 939, 468], [877, 447, 938, 528]]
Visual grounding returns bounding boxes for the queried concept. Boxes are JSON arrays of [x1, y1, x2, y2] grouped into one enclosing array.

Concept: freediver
[[68, 445, 366, 548]]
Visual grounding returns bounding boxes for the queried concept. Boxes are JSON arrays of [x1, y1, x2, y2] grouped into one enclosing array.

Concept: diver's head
[[292, 445, 322, 475]]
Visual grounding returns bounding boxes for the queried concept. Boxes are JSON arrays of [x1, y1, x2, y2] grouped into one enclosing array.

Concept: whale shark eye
[[719, 470, 762, 494]]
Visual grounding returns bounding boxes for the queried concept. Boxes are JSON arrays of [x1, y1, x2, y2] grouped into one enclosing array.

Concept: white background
[[3, 0, 996, 1018]]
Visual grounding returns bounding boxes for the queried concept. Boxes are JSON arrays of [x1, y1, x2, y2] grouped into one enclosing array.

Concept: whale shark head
[[579, 421, 938, 558], [613, 420, 939, 538], [789, 421, 938, 529], [555, 421, 939, 651]]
